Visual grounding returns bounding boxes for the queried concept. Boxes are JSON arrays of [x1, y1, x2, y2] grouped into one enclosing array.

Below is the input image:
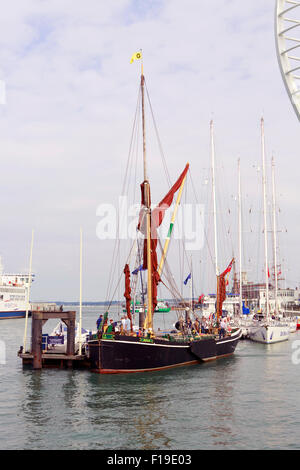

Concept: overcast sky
[[0, 0, 299, 302]]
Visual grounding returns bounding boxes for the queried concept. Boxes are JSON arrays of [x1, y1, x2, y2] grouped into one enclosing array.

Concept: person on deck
[[219, 318, 227, 339], [109, 319, 115, 333], [193, 318, 200, 334], [96, 315, 103, 330], [124, 315, 131, 333], [121, 316, 126, 334]]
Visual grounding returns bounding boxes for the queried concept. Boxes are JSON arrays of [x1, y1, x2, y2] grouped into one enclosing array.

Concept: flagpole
[[23, 229, 34, 352]]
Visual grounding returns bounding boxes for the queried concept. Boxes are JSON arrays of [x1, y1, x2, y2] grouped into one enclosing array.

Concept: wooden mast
[[140, 59, 153, 332]]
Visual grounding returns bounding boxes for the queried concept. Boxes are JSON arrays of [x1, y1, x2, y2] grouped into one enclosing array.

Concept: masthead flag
[[130, 51, 142, 63]]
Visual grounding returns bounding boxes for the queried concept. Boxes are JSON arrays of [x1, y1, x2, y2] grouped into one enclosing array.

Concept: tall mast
[[23, 229, 34, 352], [141, 62, 153, 331], [272, 156, 279, 314], [79, 227, 83, 356], [210, 120, 219, 276], [238, 158, 243, 317], [261, 118, 270, 320]]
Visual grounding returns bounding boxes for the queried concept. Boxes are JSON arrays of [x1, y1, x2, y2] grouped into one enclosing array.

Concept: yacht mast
[[23, 229, 34, 352], [261, 118, 270, 320], [238, 158, 243, 317], [272, 156, 279, 314], [210, 120, 219, 276], [79, 227, 83, 356]]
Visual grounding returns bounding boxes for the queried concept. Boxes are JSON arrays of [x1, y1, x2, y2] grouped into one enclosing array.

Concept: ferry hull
[[248, 324, 290, 344], [88, 329, 242, 374], [0, 310, 28, 320]]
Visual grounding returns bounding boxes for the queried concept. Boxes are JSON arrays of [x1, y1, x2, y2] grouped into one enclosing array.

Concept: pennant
[[130, 51, 142, 63], [220, 258, 234, 277], [132, 265, 144, 275], [184, 273, 192, 285]]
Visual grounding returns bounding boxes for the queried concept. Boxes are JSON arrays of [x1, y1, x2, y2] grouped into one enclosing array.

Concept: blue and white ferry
[[0, 263, 34, 320]]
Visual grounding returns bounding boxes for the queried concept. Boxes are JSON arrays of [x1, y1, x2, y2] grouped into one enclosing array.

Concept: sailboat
[[87, 56, 241, 373], [248, 119, 290, 344]]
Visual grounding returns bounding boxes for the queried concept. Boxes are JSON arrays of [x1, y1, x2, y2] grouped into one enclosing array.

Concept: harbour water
[[0, 306, 299, 450]]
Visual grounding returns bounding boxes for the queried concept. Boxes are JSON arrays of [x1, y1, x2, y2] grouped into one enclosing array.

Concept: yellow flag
[[130, 51, 142, 64]]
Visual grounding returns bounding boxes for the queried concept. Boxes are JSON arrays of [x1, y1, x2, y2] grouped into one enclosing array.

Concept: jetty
[[18, 310, 91, 370]]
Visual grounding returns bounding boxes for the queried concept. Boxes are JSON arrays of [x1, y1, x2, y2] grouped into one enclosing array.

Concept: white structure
[[275, 0, 300, 121], [0, 257, 35, 320]]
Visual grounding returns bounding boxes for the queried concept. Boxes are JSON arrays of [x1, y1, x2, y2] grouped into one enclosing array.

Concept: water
[[0, 306, 299, 450]]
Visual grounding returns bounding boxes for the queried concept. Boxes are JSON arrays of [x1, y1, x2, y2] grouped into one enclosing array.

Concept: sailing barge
[[88, 54, 241, 374], [88, 328, 241, 374]]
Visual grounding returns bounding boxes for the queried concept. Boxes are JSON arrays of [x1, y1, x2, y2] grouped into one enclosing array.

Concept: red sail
[[152, 163, 189, 230], [216, 258, 234, 319], [138, 164, 189, 314], [123, 264, 132, 331]]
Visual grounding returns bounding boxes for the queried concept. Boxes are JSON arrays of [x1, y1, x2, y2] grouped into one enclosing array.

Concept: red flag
[[221, 258, 234, 277], [137, 164, 189, 314], [151, 163, 189, 230]]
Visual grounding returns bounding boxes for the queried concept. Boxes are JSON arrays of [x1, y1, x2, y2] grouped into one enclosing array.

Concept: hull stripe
[[93, 360, 200, 374], [101, 339, 190, 348]]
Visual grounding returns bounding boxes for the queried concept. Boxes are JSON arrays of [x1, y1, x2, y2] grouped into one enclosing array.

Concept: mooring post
[[31, 312, 43, 369], [66, 312, 76, 357]]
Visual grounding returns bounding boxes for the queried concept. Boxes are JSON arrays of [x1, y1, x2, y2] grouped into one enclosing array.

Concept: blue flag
[[132, 265, 144, 275], [242, 302, 250, 315], [184, 273, 192, 285]]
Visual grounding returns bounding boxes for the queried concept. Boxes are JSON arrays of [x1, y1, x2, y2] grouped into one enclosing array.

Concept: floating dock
[[18, 310, 91, 370]]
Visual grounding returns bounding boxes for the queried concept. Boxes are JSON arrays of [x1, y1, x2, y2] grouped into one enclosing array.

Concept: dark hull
[[0, 310, 27, 320], [88, 329, 242, 374]]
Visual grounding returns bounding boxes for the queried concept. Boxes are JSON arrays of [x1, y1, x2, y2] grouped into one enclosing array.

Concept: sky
[[0, 0, 299, 302]]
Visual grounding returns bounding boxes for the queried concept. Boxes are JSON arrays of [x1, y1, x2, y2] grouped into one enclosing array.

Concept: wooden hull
[[88, 329, 242, 374]]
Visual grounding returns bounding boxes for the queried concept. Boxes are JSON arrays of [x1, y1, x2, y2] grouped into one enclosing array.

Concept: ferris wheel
[[275, 0, 300, 121]]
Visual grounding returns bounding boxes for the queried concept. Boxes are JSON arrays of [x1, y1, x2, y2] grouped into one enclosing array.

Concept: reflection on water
[[1, 309, 300, 449], [85, 372, 172, 449], [208, 360, 236, 448]]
